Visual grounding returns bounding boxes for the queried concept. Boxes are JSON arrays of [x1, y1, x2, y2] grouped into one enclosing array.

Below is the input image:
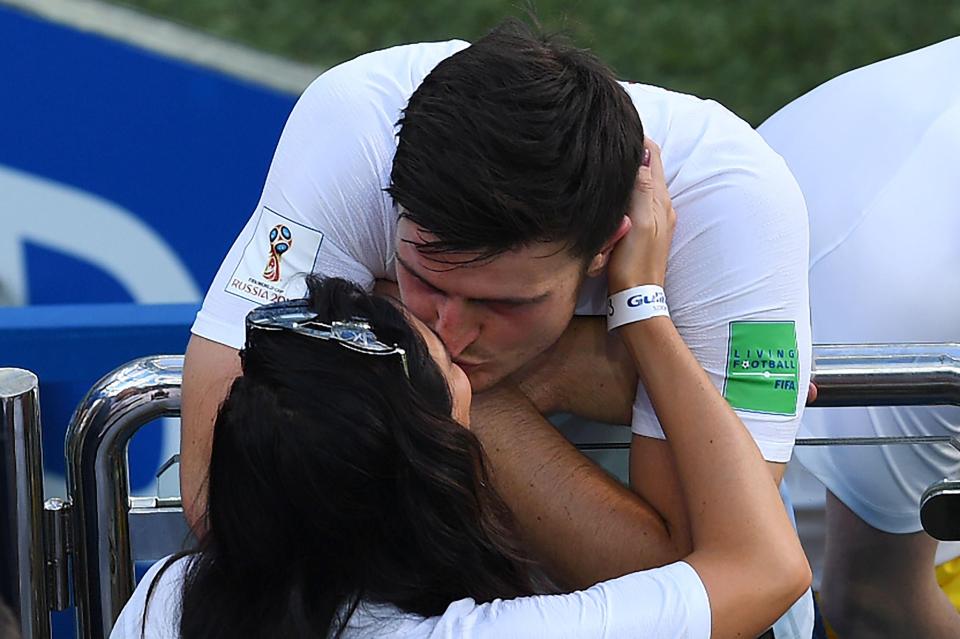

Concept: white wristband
[[607, 285, 669, 331]]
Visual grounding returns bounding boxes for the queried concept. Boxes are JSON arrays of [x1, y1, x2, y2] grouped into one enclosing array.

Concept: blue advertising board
[[1, 4, 298, 307], [1, 1, 303, 474], [0, 5, 304, 633]]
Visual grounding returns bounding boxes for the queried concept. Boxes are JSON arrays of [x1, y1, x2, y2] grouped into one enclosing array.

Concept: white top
[[110, 555, 711, 638], [192, 39, 811, 462], [759, 35, 960, 534]]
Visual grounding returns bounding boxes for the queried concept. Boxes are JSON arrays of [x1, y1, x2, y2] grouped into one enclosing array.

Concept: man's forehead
[[396, 252, 556, 303], [396, 218, 574, 267], [395, 247, 580, 305]]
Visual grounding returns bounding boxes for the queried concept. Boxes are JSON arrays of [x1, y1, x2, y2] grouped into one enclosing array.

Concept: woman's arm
[[619, 317, 809, 637], [608, 142, 811, 639]]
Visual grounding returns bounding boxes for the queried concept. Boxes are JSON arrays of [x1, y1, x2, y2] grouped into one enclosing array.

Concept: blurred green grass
[[116, 0, 960, 125]]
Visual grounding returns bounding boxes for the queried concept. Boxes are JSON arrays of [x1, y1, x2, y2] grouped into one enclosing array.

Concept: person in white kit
[[759, 36, 960, 638], [112, 144, 809, 638], [181, 20, 814, 637]]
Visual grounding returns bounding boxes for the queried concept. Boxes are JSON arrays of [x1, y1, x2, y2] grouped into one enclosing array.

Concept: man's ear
[[585, 215, 631, 277]]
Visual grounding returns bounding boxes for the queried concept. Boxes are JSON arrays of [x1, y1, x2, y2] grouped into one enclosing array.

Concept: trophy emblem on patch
[[263, 224, 293, 282]]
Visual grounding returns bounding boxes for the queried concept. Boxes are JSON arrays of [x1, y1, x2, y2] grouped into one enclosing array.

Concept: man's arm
[[470, 384, 683, 589], [180, 334, 241, 532], [498, 315, 787, 583], [630, 437, 785, 558], [510, 315, 636, 425]]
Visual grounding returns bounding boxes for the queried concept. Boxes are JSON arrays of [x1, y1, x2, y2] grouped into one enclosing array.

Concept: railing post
[[0, 368, 51, 639], [65, 355, 183, 639]]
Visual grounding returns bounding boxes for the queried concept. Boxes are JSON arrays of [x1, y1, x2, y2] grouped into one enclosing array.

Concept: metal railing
[[4, 342, 960, 639], [1, 369, 50, 639], [65, 355, 186, 639], [809, 343, 960, 408], [577, 343, 960, 451]]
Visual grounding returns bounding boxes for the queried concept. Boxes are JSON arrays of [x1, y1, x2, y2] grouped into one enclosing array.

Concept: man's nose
[[434, 297, 480, 359]]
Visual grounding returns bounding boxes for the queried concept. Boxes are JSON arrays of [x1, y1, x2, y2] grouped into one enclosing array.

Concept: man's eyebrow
[[396, 255, 440, 290], [396, 256, 550, 306]]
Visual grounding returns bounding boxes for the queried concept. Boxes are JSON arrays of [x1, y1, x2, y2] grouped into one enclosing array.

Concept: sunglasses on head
[[246, 300, 410, 378]]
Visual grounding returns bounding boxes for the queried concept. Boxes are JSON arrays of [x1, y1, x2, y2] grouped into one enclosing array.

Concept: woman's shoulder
[[109, 555, 191, 639]]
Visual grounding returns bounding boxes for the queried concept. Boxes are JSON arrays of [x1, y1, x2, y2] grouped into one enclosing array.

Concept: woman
[[112, 143, 810, 638]]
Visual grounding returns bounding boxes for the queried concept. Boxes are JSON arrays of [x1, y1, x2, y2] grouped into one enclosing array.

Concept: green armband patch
[[723, 321, 799, 416]]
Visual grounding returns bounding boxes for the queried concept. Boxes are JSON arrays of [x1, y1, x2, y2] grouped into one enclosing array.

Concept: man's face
[[396, 218, 586, 392]]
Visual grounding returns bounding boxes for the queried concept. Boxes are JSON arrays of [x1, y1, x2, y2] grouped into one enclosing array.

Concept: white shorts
[[797, 406, 960, 534], [793, 125, 960, 533]]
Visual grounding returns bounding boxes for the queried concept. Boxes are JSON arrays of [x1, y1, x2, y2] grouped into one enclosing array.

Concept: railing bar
[[0, 368, 51, 639]]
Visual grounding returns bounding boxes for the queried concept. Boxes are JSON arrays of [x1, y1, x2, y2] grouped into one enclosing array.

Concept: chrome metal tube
[[1, 368, 50, 639], [810, 343, 960, 407], [65, 356, 183, 639], [573, 344, 960, 450], [43, 498, 72, 611]]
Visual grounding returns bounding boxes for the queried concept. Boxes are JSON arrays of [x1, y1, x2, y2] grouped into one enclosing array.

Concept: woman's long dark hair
[[149, 276, 534, 638]]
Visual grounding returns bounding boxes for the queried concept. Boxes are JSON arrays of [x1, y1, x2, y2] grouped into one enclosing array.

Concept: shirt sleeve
[[630, 135, 812, 462], [109, 556, 186, 639], [428, 561, 710, 639], [191, 42, 468, 349]]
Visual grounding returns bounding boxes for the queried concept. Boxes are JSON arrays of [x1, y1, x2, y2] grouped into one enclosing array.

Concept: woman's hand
[[607, 140, 676, 294]]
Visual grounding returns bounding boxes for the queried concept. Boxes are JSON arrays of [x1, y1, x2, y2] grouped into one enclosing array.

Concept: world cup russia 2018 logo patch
[[263, 224, 293, 282], [225, 207, 323, 305]]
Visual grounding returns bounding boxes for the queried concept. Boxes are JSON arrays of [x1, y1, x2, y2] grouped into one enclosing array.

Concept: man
[[759, 35, 960, 638], [183, 21, 813, 636]]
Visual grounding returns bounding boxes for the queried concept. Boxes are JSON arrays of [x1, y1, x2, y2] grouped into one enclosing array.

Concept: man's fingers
[[631, 148, 656, 209], [806, 382, 818, 405], [645, 139, 667, 192]]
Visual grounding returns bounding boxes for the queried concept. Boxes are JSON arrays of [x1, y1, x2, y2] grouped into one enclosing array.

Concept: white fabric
[[192, 40, 812, 465], [194, 41, 470, 348], [577, 82, 811, 465], [759, 35, 960, 534], [109, 556, 711, 639], [776, 479, 816, 638]]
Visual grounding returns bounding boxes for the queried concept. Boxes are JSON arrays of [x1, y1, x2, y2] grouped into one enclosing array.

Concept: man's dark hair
[[390, 19, 645, 262]]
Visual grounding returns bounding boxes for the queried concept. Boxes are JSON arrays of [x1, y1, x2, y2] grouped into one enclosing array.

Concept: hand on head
[[607, 140, 676, 294]]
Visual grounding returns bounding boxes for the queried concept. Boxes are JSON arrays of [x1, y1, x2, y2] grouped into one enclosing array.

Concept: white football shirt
[[193, 40, 812, 464]]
